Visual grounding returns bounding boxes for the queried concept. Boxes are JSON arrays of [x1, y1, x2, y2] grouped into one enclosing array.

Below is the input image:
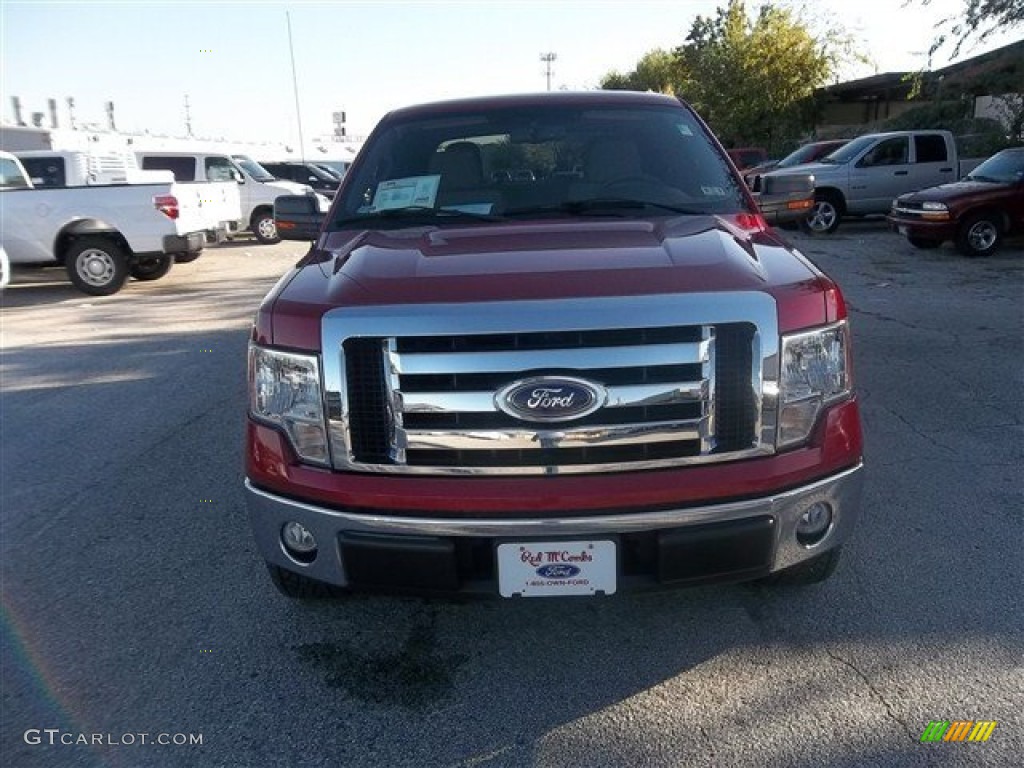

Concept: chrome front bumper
[[245, 463, 863, 592]]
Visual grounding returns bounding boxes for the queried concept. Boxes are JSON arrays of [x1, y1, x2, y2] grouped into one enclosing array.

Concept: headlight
[[248, 344, 329, 465], [778, 322, 851, 448]]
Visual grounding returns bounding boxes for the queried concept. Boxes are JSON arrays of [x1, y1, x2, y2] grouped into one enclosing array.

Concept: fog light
[[282, 521, 317, 561], [796, 502, 833, 547]]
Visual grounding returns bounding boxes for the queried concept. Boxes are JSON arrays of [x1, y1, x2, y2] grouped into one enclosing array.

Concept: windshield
[[820, 135, 877, 164], [777, 141, 842, 169], [231, 155, 277, 182], [332, 103, 747, 229], [966, 148, 1024, 184], [316, 161, 348, 179], [302, 164, 339, 183]]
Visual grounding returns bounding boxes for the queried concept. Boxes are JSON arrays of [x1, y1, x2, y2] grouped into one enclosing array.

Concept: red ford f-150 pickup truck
[[246, 91, 863, 599]]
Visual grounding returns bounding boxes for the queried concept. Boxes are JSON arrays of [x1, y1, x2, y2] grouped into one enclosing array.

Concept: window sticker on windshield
[[676, 124, 694, 136], [701, 186, 727, 196], [370, 175, 440, 211]]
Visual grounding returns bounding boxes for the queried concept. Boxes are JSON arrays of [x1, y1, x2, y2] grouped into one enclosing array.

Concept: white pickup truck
[[135, 151, 324, 244], [761, 130, 983, 234], [16, 149, 243, 247], [0, 150, 207, 295]]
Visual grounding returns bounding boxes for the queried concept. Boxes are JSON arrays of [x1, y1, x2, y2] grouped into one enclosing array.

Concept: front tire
[[130, 255, 174, 281], [802, 192, 842, 235], [251, 209, 281, 245], [66, 236, 129, 296], [956, 213, 1002, 257]]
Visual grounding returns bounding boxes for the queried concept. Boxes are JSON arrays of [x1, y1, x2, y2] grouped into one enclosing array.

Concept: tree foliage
[[600, 1, 858, 149], [600, 50, 686, 94], [920, 0, 1024, 60]]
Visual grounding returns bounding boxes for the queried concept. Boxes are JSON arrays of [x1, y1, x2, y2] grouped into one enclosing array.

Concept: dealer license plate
[[497, 540, 617, 597]]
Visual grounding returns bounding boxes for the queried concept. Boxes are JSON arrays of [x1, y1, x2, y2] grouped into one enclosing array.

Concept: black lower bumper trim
[[335, 515, 776, 596]]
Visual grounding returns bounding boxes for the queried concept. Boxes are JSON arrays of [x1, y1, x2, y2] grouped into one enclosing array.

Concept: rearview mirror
[[274, 195, 325, 241]]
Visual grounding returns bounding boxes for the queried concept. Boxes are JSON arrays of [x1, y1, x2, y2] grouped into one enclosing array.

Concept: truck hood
[[265, 180, 310, 195], [265, 216, 833, 347], [766, 161, 841, 180], [897, 179, 1011, 203]]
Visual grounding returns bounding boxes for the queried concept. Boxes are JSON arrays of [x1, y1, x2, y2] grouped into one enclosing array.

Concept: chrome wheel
[[254, 214, 279, 244], [957, 213, 1002, 257], [966, 220, 997, 252], [805, 200, 838, 234]]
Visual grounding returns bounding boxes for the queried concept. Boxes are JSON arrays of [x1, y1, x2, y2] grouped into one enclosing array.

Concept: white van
[[136, 151, 324, 244]]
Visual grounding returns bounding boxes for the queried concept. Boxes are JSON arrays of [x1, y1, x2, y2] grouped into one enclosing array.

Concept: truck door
[[0, 156, 54, 264], [847, 136, 911, 214], [910, 134, 956, 190]]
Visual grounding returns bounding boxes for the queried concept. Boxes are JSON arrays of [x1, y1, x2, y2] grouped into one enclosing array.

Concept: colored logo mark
[[920, 720, 997, 743]]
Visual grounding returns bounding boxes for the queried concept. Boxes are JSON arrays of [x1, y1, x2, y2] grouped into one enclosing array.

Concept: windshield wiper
[[334, 206, 506, 227], [505, 199, 706, 217], [966, 174, 1001, 183]]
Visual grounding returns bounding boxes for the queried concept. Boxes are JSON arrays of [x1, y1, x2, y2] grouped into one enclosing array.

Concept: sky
[[1, 0, 1019, 149]]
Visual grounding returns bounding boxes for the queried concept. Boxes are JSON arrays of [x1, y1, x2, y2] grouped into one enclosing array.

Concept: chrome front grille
[[322, 294, 779, 475]]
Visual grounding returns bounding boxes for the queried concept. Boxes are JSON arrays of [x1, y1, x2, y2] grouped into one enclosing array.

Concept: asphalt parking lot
[[1, 223, 1022, 767]]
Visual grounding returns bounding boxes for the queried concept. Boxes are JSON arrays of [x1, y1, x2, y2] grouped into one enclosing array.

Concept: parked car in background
[[137, 151, 321, 244], [313, 162, 346, 180], [1, 150, 206, 295], [258, 160, 342, 199], [887, 146, 1024, 257], [16, 149, 241, 249], [745, 139, 851, 191], [314, 159, 352, 178], [763, 130, 982, 234], [726, 146, 769, 171]]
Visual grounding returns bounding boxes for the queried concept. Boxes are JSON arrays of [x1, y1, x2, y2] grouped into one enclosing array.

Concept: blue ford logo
[[536, 564, 581, 579], [496, 376, 606, 423]]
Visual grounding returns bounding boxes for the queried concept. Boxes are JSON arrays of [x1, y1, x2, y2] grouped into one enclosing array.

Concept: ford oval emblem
[[536, 564, 581, 579], [495, 376, 606, 423]]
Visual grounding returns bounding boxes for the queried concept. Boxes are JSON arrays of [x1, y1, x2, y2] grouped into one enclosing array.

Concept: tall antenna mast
[[184, 94, 193, 137], [287, 11, 306, 163], [540, 52, 557, 91]]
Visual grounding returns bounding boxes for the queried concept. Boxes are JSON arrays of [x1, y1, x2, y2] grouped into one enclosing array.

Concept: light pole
[[540, 52, 557, 91]]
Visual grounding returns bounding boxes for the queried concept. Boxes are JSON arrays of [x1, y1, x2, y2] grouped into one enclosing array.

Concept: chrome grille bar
[[399, 417, 708, 452], [322, 293, 779, 476], [399, 380, 709, 414], [390, 340, 710, 374]]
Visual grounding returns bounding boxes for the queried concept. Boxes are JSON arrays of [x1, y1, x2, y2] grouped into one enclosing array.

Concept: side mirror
[[274, 195, 325, 241], [232, 170, 245, 183]]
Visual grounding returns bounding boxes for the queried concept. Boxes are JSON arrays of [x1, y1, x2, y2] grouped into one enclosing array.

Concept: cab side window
[[859, 138, 909, 167], [914, 135, 948, 163], [141, 156, 196, 181]]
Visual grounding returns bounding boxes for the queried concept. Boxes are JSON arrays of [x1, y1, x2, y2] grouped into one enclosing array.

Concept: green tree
[[677, 1, 845, 148], [601, 1, 858, 150], [919, 0, 1024, 60], [600, 49, 686, 94]]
